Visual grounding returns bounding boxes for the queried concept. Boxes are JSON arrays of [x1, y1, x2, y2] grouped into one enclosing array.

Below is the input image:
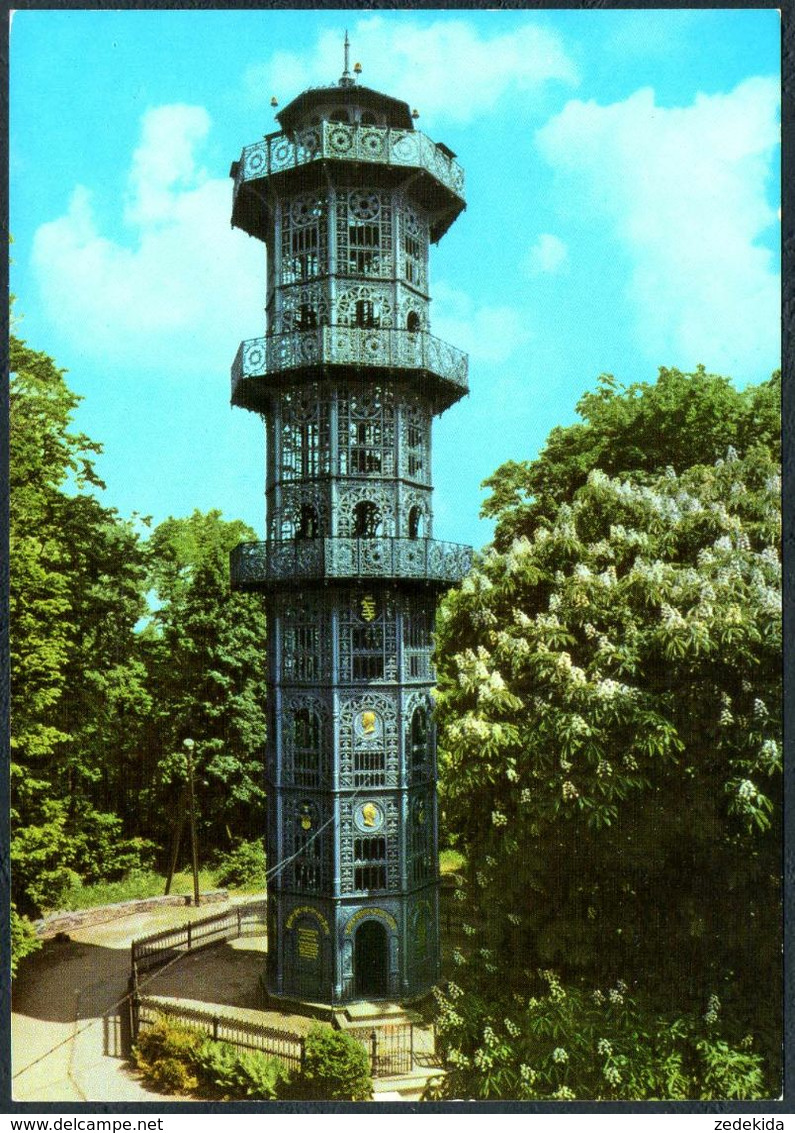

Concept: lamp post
[[183, 738, 201, 906]]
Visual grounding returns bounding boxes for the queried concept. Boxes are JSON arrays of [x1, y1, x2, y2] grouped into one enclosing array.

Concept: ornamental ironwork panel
[[230, 77, 468, 1004], [230, 537, 472, 588], [339, 692, 400, 789], [236, 122, 465, 201], [231, 328, 468, 395]]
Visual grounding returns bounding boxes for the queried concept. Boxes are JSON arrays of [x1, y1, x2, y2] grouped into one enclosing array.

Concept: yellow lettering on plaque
[[298, 928, 319, 960]]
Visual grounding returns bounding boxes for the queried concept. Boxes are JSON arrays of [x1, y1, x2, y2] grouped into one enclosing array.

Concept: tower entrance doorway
[[354, 920, 388, 998]]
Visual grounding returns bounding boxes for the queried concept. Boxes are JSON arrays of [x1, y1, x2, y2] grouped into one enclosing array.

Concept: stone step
[[372, 1067, 445, 1102]]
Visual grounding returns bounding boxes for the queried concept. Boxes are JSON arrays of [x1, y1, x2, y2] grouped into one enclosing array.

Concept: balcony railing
[[231, 327, 468, 403], [234, 121, 465, 202], [230, 537, 472, 590]]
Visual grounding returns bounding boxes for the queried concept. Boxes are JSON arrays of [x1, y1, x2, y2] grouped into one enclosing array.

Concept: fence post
[[370, 1030, 378, 1075], [187, 922, 192, 950], [410, 1022, 414, 1069], [213, 1015, 220, 1041], [129, 986, 140, 1041], [300, 1037, 306, 1073], [237, 906, 242, 937]]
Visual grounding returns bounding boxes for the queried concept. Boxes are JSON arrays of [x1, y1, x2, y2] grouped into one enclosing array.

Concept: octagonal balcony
[[231, 121, 465, 243], [231, 327, 468, 413], [230, 537, 472, 592]]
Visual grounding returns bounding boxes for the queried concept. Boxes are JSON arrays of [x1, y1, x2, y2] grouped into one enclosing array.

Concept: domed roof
[[274, 33, 414, 132], [276, 82, 414, 132]]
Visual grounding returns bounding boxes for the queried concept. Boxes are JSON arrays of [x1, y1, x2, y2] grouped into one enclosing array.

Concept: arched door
[[354, 920, 389, 998]]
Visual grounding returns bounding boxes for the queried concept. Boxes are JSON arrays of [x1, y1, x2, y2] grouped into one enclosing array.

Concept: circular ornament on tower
[[354, 801, 385, 833]]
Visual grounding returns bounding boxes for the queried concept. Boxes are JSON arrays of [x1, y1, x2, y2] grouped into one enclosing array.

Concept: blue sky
[[10, 9, 781, 550]]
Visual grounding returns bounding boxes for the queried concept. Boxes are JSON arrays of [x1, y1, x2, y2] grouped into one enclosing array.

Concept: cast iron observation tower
[[228, 48, 471, 1004]]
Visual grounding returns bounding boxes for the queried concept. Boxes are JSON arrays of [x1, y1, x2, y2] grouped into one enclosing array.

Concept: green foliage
[[147, 1058, 199, 1094], [133, 1017, 204, 1095], [10, 323, 269, 912], [9, 331, 152, 914], [10, 905, 41, 977], [427, 968, 767, 1101], [483, 367, 780, 549], [196, 1039, 288, 1100], [287, 1025, 373, 1101], [212, 839, 266, 889], [142, 512, 267, 853], [437, 367, 782, 1087], [53, 868, 218, 912], [439, 849, 466, 875], [132, 1017, 288, 1100]]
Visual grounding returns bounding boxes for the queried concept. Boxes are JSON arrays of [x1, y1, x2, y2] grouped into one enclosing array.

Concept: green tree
[[428, 970, 767, 1101], [436, 369, 781, 1095], [10, 332, 153, 916], [142, 511, 267, 853], [483, 367, 780, 549]]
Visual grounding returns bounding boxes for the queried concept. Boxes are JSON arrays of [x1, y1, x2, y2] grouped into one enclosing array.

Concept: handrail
[[230, 537, 472, 589], [234, 120, 465, 201], [231, 326, 468, 394]]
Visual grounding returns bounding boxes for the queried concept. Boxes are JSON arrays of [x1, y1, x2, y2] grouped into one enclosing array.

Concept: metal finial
[[339, 29, 356, 87]]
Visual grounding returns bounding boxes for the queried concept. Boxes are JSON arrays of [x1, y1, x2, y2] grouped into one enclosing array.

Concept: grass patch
[[55, 868, 223, 912]]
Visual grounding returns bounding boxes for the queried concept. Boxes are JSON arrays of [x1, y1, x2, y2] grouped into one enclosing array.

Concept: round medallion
[[354, 801, 385, 833], [354, 709, 382, 741], [349, 190, 380, 220]]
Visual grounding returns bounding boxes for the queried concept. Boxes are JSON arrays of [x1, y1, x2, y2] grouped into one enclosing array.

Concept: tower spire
[[339, 29, 355, 87]]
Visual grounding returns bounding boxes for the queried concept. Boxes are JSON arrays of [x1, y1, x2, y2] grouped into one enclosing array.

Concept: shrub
[[213, 840, 266, 889], [148, 1057, 198, 1094], [10, 904, 41, 976], [197, 1039, 288, 1100], [133, 1017, 205, 1094], [287, 1025, 373, 1101], [132, 1016, 291, 1100], [427, 967, 770, 1101]]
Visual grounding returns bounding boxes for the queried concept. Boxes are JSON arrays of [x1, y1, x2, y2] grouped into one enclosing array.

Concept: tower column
[[229, 57, 470, 1004]]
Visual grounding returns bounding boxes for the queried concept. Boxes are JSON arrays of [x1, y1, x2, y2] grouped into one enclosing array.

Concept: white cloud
[[32, 105, 263, 373], [536, 77, 780, 379], [525, 233, 569, 276], [432, 281, 530, 365], [244, 16, 579, 127]]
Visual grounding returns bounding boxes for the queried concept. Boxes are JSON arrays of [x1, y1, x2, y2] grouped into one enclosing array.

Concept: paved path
[[12, 903, 229, 1103], [12, 898, 442, 1104]]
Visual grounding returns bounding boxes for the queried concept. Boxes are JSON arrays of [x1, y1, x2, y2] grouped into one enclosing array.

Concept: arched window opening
[[353, 500, 383, 538], [354, 299, 378, 328], [291, 707, 323, 787], [360, 110, 378, 125], [411, 706, 428, 770], [406, 311, 421, 333], [296, 504, 319, 540], [297, 303, 318, 331], [330, 109, 350, 123], [294, 801, 322, 889], [408, 506, 423, 539], [409, 799, 431, 885]]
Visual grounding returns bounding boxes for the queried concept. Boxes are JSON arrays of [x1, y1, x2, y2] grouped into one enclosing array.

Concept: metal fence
[[347, 1023, 414, 1076], [129, 898, 417, 1078], [131, 900, 267, 981], [133, 998, 415, 1079], [134, 996, 305, 1072]]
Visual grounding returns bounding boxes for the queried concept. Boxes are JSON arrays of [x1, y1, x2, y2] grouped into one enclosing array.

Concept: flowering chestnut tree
[[434, 373, 781, 1096]]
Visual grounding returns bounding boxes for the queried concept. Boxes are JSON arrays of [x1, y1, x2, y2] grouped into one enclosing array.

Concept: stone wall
[[34, 890, 230, 938]]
